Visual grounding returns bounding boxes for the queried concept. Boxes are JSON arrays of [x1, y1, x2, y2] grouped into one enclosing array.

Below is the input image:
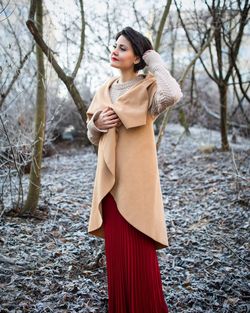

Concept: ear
[[134, 56, 141, 64]]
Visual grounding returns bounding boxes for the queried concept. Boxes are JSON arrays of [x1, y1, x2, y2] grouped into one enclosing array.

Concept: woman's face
[[110, 35, 140, 72]]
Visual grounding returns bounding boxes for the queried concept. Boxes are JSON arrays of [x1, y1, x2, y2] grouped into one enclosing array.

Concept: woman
[[86, 26, 183, 313]]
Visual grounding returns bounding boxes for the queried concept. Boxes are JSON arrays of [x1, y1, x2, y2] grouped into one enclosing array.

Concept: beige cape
[[86, 72, 169, 250]]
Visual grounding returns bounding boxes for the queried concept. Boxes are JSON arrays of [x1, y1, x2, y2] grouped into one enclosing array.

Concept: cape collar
[[104, 74, 146, 105], [87, 72, 156, 129]]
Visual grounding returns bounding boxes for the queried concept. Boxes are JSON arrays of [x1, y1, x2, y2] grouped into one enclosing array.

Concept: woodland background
[[0, 0, 249, 312]]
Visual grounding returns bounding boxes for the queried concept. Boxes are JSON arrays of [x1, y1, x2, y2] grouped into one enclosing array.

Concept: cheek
[[120, 52, 134, 63]]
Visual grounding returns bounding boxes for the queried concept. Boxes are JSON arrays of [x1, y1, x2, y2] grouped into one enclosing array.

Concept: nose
[[112, 47, 119, 56]]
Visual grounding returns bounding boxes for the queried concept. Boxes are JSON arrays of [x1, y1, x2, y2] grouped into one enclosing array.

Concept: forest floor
[[0, 123, 249, 313]]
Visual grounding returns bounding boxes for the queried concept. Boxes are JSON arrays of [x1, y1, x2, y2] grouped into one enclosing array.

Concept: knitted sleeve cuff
[[87, 110, 108, 146], [88, 110, 108, 133]]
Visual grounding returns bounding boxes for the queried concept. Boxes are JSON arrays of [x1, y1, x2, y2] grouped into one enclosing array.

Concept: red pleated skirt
[[102, 192, 169, 313]]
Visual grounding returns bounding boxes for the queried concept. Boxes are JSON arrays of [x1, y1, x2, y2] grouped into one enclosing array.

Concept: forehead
[[116, 35, 131, 48]]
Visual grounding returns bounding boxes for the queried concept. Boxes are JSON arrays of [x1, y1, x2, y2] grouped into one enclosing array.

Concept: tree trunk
[[21, 0, 46, 214], [152, 0, 172, 136], [26, 0, 89, 146], [219, 83, 229, 151]]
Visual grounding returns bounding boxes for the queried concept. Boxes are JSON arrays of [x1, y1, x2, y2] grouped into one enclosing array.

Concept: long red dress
[[102, 192, 169, 313]]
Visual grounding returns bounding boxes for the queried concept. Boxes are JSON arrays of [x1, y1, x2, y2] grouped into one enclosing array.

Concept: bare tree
[[19, 0, 46, 216], [156, 27, 215, 150], [175, 0, 250, 151], [26, 0, 88, 141], [141, 1, 215, 150], [0, 2, 35, 109]]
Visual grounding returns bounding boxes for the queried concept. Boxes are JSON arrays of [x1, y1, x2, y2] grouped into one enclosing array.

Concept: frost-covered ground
[[0, 124, 249, 313]]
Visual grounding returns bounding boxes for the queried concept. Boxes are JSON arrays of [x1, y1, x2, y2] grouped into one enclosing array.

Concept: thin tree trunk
[[26, 0, 88, 145], [21, 0, 46, 214], [219, 83, 229, 151], [154, 0, 172, 51], [143, 0, 172, 137]]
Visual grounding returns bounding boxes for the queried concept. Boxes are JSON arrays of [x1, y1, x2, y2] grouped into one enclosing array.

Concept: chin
[[110, 63, 121, 70]]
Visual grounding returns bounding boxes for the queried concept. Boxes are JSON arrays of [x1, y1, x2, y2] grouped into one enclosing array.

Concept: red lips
[[111, 56, 119, 61]]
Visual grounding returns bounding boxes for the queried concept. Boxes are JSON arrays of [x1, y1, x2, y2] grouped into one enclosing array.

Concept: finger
[[107, 107, 118, 114], [105, 118, 120, 125], [108, 116, 120, 122], [100, 110, 115, 119], [102, 115, 119, 123], [102, 107, 110, 113], [104, 106, 113, 112], [106, 123, 119, 128], [104, 109, 117, 116], [104, 112, 119, 120], [100, 108, 108, 118]]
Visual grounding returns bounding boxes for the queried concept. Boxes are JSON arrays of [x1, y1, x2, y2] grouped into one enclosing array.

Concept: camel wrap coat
[[86, 72, 169, 250]]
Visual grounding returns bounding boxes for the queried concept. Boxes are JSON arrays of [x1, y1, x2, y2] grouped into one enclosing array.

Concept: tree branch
[[72, 0, 85, 80], [155, 0, 172, 51], [26, 0, 87, 127]]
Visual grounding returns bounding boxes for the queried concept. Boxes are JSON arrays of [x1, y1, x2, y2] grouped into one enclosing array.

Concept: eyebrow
[[114, 43, 128, 48]]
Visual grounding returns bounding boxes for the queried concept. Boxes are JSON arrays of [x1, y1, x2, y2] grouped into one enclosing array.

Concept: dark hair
[[115, 26, 153, 72]]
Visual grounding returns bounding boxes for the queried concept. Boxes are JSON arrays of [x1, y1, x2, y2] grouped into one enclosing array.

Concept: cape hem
[[88, 191, 169, 251]]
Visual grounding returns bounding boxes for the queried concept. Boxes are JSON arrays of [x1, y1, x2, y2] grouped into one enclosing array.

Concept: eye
[[113, 44, 126, 51]]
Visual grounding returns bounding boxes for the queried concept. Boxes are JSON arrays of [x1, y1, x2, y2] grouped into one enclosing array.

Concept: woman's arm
[[142, 50, 183, 118], [87, 110, 108, 146]]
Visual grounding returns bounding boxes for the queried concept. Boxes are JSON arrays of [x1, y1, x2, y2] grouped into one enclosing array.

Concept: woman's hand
[[95, 107, 122, 130], [142, 49, 162, 66]]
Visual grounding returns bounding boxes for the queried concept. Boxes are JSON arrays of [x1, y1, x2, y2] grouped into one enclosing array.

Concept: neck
[[118, 69, 139, 83]]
